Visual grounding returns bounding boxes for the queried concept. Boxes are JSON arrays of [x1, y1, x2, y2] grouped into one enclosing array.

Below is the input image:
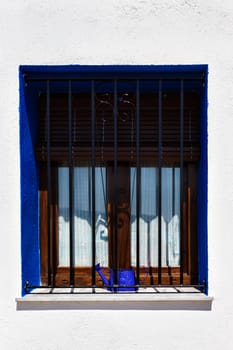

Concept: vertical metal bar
[[46, 80, 52, 286], [158, 80, 162, 284], [91, 80, 96, 291], [113, 80, 118, 291], [168, 167, 176, 269], [172, 168, 175, 217], [136, 80, 140, 285], [68, 80, 74, 286], [180, 80, 184, 284]]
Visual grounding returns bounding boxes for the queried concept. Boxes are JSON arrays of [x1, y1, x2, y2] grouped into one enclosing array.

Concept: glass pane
[[161, 168, 180, 267], [130, 167, 180, 267], [58, 167, 108, 267], [95, 167, 108, 266], [130, 167, 136, 266], [73, 167, 92, 266], [58, 167, 70, 266]]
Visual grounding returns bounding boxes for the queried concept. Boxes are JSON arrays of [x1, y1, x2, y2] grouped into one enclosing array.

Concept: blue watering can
[[95, 263, 137, 292]]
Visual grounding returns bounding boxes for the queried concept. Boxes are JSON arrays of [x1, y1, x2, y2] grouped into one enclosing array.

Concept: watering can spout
[[95, 263, 110, 286]]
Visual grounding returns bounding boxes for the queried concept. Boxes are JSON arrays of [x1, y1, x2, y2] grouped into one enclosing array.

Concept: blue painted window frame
[[19, 65, 208, 296]]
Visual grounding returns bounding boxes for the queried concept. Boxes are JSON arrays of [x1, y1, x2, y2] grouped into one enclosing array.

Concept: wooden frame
[[39, 163, 198, 287]]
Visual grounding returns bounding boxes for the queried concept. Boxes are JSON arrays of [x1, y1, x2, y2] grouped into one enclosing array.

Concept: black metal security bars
[[24, 281, 206, 294], [27, 72, 205, 294]]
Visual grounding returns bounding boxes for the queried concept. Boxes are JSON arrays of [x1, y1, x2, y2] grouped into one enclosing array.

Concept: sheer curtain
[[58, 168, 70, 266], [131, 167, 180, 267], [58, 167, 108, 267], [58, 166, 180, 268]]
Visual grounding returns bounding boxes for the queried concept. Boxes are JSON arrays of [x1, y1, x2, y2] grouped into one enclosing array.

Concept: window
[[20, 66, 208, 294]]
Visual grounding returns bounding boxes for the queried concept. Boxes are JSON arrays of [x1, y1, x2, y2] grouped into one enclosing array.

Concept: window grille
[[23, 67, 206, 294]]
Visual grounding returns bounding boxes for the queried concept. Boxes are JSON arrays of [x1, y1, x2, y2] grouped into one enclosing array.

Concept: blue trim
[[19, 65, 208, 295], [20, 65, 207, 82], [20, 64, 207, 73], [19, 69, 40, 296], [197, 66, 208, 294]]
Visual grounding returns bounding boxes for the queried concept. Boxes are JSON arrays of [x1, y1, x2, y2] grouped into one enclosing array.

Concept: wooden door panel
[[108, 165, 131, 269]]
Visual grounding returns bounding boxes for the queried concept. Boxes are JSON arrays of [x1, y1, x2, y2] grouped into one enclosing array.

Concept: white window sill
[[16, 287, 213, 310]]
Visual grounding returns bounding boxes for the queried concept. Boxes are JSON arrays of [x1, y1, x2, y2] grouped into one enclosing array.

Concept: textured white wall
[[1, 1, 233, 349]]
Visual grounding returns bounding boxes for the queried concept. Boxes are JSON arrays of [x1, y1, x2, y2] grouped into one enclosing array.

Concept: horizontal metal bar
[[25, 283, 205, 292], [24, 290, 204, 296]]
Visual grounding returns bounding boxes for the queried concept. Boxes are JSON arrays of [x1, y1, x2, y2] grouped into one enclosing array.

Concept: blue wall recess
[[19, 65, 208, 295]]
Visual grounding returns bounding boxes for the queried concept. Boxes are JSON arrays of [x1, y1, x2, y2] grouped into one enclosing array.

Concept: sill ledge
[[16, 288, 213, 311]]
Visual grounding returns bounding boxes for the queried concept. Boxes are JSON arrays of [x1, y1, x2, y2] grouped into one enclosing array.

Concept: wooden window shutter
[[36, 92, 200, 163]]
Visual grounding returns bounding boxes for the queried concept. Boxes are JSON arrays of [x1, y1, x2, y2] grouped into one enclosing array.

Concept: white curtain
[[58, 167, 108, 267], [131, 167, 180, 267], [58, 168, 70, 267], [58, 166, 180, 268]]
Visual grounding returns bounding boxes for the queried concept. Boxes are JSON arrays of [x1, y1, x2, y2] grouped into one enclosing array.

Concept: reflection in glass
[[131, 167, 180, 267], [58, 167, 108, 267]]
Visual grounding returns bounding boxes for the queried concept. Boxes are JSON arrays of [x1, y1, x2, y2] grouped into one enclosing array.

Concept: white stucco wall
[[1, 0, 233, 349]]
